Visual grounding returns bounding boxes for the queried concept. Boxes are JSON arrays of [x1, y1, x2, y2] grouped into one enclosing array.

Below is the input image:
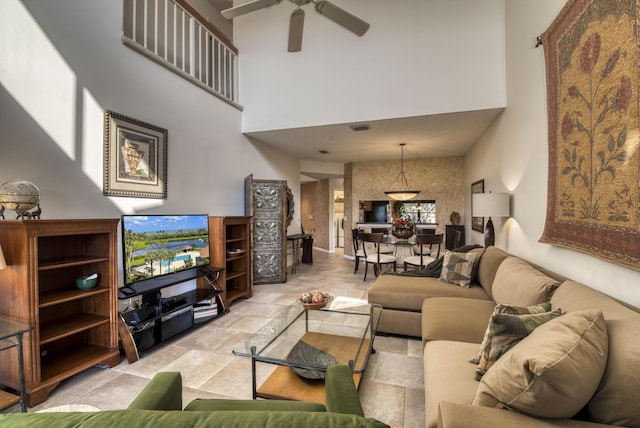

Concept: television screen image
[[122, 214, 210, 286]]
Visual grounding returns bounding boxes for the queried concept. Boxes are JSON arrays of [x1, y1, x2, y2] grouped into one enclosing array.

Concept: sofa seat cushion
[[423, 340, 480, 428], [422, 297, 497, 346], [437, 401, 610, 428], [551, 280, 640, 427], [0, 409, 390, 428], [473, 309, 608, 419], [491, 257, 560, 306], [368, 275, 491, 312]]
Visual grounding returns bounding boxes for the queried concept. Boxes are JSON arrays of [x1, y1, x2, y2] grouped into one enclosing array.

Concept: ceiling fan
[[221, 0, 370, 52]]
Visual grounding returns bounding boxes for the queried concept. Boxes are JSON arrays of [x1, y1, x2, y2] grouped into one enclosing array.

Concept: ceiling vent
[[350, 124, 370, 132]]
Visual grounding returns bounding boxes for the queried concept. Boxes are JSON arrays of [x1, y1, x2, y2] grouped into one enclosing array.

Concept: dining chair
[[413, 228, 436, 255], [404, 233, 443, 271], [359, 232, 397, 280], [371, 227, 394, 254], [351, 229, 367, 274]]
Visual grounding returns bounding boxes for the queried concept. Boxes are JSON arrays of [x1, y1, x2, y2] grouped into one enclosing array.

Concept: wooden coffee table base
[[256, 332, 370, 404]]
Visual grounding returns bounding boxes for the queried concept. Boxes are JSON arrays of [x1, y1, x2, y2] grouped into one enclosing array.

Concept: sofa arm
[[438, 402, 611, 428], [127, 372, 183, 410], [324, 364, 364, 417]]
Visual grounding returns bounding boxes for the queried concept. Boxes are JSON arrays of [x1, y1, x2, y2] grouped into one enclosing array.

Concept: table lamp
[[472, 192, 510, 247]]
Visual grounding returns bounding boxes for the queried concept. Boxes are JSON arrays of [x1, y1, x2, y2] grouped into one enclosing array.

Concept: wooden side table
[[0, 317, 32, 412]]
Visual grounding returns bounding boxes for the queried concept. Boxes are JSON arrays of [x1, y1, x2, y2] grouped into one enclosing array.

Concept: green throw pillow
[[474, 308, 562, 380], [469, 302, 552, 365], [438, 251, 479, 287]]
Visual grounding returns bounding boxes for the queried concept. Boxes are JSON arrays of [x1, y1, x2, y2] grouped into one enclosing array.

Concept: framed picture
[[104, 110, 168, 199], [471, 179, 484, 232]]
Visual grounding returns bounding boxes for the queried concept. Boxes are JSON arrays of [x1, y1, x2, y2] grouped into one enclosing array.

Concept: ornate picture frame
[[471, 179, 484, 232], [104, 110, 168, 199]]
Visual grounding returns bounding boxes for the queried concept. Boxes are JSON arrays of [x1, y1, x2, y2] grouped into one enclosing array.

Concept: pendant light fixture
[[384, 143, 421, 201]]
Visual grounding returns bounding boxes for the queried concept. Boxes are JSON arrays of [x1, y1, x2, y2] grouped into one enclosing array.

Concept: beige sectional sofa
[[367, 246, 640, 427]]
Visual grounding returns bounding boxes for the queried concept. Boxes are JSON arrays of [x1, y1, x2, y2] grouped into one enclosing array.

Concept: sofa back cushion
[[491, 257, 560, 306], [476, 246, 509, 296], [551, 280, 640, 427]]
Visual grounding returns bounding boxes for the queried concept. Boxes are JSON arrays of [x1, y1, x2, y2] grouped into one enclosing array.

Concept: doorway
[[334, 190, 344, 248]]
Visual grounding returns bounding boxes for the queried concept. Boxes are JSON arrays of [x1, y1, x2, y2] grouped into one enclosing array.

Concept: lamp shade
[[0, 243, 6, 270], [472, 193, 510, 218]]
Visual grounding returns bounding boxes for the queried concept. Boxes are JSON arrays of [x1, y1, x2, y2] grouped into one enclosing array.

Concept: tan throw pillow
[[473, 309, 608, 419], [474, 309, 562, 380], [438, 251, 479, 287], [468, 302, 553, 365], [491, 257, 560, 306]]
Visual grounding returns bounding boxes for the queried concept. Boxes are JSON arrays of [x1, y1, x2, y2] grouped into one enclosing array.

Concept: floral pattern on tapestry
[[540, 0, 640, 270]]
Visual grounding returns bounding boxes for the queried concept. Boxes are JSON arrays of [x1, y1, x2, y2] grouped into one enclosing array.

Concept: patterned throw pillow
[[474, 308, 562, 380], [469, 302, 552, 365], [438, 251, 479, 287], [473, 310, 608, 419]]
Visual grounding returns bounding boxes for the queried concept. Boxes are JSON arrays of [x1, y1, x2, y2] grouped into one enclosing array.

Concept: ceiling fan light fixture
[[384, 143, 421, 201]]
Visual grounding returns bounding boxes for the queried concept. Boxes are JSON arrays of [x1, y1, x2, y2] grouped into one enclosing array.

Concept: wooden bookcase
[[0, 219, 121, 407], [208, 216, 251, 310]]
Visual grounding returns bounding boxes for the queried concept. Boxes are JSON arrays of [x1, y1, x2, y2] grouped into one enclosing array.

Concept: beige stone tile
[[374, 335, 409, 354], [371, 351, 424, 390], [407, 337, 424, 358], [359, 378, 405, 428], [29, 367, 122, 412], [405, 387, 426, 428], [159, 349, 235, 389], [198, 356, 255, 399], [112, 344, 191, 378]]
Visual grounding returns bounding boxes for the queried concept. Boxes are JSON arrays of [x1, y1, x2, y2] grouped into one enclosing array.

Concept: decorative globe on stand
[[0, 179, 42, 219]]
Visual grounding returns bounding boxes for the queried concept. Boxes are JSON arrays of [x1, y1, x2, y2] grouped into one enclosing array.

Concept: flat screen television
[[121, 214, 210, 287]]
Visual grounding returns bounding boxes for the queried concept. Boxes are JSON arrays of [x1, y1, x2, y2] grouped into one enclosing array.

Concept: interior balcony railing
[[122, 0, 241, 110]]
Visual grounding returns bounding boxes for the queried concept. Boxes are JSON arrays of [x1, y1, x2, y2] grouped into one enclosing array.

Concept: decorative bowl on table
[[287, 340, 337, 379], [296, 290, 333, 310], [391, 217, 415, 239], [392, 228, 414, 239], [75, 273, 98, 290]]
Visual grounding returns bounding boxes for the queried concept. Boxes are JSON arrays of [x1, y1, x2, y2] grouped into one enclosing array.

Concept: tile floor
[[15, 248, 425, 427]]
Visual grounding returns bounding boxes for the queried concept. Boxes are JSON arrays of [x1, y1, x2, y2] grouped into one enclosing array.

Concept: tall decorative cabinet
[[244, 175, 293, 284], [0, 219, 120, 406], [207, 216, 252, 310]]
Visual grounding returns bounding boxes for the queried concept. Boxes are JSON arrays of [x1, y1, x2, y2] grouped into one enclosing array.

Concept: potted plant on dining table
[[391, 217, 415, 239]]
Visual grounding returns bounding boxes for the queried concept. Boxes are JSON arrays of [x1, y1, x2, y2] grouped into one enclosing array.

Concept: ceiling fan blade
[[288, 9, 305, 52], [315, 0, 369, 36], [221, 0, 282, 19]]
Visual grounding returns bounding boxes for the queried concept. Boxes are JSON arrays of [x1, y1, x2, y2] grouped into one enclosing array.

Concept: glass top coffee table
[[232, 296, 382, 403]]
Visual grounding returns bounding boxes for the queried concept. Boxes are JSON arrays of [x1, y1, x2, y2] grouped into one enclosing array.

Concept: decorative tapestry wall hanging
[[539, 0, 640, 270]]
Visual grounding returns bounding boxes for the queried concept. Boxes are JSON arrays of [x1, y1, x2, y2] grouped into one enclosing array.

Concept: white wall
[[0, 0, 300, 222], [464, 0, 640, 308], [234, 0, 506, 132]]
